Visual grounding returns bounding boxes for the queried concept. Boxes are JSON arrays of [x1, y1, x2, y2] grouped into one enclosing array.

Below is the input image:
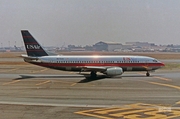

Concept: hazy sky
[[1, 0, 180, 47]]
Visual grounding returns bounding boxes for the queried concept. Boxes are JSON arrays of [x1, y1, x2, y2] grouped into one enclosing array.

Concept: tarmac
[[1, 59, 180, 119]]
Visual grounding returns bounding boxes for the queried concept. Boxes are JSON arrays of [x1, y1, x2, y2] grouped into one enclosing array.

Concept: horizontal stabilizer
[[21, 54, 39, 60]]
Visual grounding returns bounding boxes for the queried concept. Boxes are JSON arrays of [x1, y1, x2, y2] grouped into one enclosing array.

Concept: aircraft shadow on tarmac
[[78, 75, 110, 83], [78, 74, 165, 83], [13, 75, 110, 83], [14, 74, 109, 83], [14, 75, 84, 80], [12, 74, 154, 83]]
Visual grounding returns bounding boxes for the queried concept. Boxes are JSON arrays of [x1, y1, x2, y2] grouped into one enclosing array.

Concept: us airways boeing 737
[[21, 30, 165, 78]]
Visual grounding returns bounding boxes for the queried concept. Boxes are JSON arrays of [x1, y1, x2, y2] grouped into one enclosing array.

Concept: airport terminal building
[[93, 41, 123, 51]]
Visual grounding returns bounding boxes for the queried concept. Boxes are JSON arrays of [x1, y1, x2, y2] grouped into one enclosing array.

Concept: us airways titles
[[26, 44, 41, 49]]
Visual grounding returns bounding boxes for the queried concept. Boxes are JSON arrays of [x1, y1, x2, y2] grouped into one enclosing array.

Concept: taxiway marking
[[0, 68, 19, 73], [95, 108, 131, 114], [36, 80, 51, 86], [137, 72, 171, 81], [76, 103, 180, 119], [110, 108, 155, 117], [32, 68, 48, 73], [176, 101, 180, 105], [145, 81, 180, 90], [3, 80, 21, 85], [76, 109, 113, 119], [153, 76, 172, 81], [57, 80, 76, 84], [71, 83, 77, 86]]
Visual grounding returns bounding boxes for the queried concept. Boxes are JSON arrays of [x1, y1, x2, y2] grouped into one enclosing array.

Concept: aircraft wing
[[80, 66, 107, 72]]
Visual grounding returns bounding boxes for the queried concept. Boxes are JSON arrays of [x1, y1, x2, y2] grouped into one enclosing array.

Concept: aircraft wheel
[[146, 72, 150, 77]]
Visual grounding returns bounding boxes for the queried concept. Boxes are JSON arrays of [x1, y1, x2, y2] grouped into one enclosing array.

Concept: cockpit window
[[153, 59, 158, 62]]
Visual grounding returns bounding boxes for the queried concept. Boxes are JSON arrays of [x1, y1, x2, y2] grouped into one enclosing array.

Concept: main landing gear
[[90, 71, 97, 78], [146, 71, 150, 77]]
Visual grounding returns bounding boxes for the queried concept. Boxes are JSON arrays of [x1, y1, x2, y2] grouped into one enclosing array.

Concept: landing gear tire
[[146, 72, 150, 77], [90, 71, 97, 78]]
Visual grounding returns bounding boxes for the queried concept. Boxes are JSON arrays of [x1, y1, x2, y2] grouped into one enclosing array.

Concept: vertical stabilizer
[[21, 30, 48, 57]]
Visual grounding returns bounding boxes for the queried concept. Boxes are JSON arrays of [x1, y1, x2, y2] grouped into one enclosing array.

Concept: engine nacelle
[[105, 67, 123, 76]]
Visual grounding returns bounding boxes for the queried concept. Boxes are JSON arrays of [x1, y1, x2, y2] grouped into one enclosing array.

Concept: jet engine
[[104, 67, 123, 76]]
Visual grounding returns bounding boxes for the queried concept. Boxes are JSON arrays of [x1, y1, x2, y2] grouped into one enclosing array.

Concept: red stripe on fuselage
[[30, 62, 163, 67]]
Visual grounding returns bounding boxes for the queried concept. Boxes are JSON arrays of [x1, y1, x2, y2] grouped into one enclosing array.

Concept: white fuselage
[[25, 55, 164, 73]]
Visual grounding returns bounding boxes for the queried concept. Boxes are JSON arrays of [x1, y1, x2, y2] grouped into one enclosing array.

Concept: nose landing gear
[[146, 71, 150, 76]]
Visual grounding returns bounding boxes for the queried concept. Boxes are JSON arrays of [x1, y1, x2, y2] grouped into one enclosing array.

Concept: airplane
[[21, 30, 165, 78]]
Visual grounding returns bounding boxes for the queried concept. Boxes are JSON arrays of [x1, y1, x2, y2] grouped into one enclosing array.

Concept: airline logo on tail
[[26, 44, 41, 50], [21, 30, 49, 56]]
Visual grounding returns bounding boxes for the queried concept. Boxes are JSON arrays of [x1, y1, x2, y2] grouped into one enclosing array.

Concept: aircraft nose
[[160, 62, 165, 67]]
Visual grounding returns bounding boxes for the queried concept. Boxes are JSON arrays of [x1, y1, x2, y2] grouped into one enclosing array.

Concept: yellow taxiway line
[[0, 68, 19, 73], [36, 80, 51, 86], [137, 72, 171, 81], [32, 68, 48, 73], [95, 108, 130, 115], [71, 83, 77, 86], [153, 76, 172, 81], [110, 108, 155, 117], [76, 112, 113, 119], [176, 101, 180, 105], [76, 103, 180, 119], [75, 108, 114, 119], [145, 81, 180, 90], [2, 80, 20, 85]]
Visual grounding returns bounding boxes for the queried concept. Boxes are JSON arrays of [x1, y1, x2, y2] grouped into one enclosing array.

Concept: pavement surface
[[0, 61, 180, 119]]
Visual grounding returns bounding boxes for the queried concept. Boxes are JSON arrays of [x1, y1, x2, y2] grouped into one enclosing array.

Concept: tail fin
[[21, 30, 48, 57]]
